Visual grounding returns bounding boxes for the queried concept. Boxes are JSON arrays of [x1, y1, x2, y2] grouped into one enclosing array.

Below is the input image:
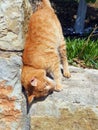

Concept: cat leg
[[45, 76, 56, 88], [39, 69, 56, 90], [59, 40, 71, 78], [49, 55, 63, 91]]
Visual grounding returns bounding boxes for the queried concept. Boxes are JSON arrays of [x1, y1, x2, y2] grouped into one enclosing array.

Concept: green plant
[[66, 38, 98, 69]]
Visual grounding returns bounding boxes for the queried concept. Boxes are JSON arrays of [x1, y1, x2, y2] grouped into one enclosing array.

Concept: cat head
[[27, 77, 55, 104]]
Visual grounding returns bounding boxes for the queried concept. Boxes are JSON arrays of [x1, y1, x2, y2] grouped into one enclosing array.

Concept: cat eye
[[31, 79, 34, 82]]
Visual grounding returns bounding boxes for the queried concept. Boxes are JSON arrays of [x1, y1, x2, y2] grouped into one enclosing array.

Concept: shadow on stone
[[22, 85, 54, 113]]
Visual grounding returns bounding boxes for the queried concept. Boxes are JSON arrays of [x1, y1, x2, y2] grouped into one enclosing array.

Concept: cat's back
[[28, 6, 61, 45], [30, 7, 55, 27], [23, 3, 63, 66]]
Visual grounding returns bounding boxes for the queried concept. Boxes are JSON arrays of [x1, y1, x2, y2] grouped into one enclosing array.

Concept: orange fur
[[21, 66, 55, 103], [21, 0, 71, 103]]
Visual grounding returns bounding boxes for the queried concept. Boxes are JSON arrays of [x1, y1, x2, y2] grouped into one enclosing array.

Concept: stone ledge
[[30, 66, 98, 130]]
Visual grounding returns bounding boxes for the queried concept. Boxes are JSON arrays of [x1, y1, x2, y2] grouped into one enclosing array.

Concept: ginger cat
[[21, 0, 71, 103]]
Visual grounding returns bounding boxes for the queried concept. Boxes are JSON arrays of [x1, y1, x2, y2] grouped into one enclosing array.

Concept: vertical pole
[[74, 0, 87, 34]]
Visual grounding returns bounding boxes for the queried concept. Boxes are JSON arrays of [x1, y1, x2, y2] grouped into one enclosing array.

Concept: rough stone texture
[[0, 0, 33, 129], [30, 66, 98, 130], [0, 0, 36, 129], [22, 0, 32, 36], [0, 0, 24, 50], [0, 55, 30, 130]]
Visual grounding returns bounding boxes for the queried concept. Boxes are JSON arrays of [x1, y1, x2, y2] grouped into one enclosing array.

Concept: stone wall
[[0, 55, 30, 130], [0, 0, 24, 50], [0, 0, 32, 129]]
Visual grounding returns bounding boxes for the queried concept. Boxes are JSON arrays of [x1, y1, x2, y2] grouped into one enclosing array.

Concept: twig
[[73, 58, 86, 68], [78, 25, 98, 58], [93, 56, 98, 60]]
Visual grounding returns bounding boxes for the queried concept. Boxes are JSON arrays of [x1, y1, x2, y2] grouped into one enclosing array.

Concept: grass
[[66, 38, 98, 69]]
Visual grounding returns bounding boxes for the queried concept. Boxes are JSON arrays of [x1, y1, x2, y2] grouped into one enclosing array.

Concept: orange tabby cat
[[22, 0, 71, 103]]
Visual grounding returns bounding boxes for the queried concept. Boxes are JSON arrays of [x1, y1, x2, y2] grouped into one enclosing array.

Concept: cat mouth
[[36, 88, 54, 98], [34, 90, 53, 101]]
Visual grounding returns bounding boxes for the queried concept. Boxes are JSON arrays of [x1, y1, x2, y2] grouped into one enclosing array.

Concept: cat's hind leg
[[59, 40, 71, 78]]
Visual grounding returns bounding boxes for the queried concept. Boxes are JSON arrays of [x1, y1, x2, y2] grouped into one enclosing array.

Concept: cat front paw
[[54, 84, 63, 92], [64, 71, 71, 78]]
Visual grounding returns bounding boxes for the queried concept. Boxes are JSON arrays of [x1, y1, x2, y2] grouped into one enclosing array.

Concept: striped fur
[[21, 0, 71, 103]]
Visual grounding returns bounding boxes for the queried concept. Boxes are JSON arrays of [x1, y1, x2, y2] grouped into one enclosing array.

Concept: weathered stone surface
[[0, 0, 24, 50], [0, 0, 33, 129], [30, 66, 98, 130], [0, 55, 30, 130], [22, 0, 32, 36], [0, 0, 36, 129]]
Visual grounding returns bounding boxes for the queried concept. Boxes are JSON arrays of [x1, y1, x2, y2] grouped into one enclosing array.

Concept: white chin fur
[[45, 85, 51, 90]]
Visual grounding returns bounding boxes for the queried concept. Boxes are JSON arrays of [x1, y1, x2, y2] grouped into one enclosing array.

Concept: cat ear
[[30, 78, 37, 87]]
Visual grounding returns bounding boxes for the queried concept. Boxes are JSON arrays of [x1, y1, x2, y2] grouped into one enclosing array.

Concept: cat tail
[[42, 0, 52, 8]]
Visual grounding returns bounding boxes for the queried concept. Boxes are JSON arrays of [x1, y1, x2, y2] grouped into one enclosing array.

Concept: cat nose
[[44, 85, 54, 95]]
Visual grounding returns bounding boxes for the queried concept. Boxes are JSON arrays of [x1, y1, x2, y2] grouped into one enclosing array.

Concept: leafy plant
[[66, 38, 98, 69]]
